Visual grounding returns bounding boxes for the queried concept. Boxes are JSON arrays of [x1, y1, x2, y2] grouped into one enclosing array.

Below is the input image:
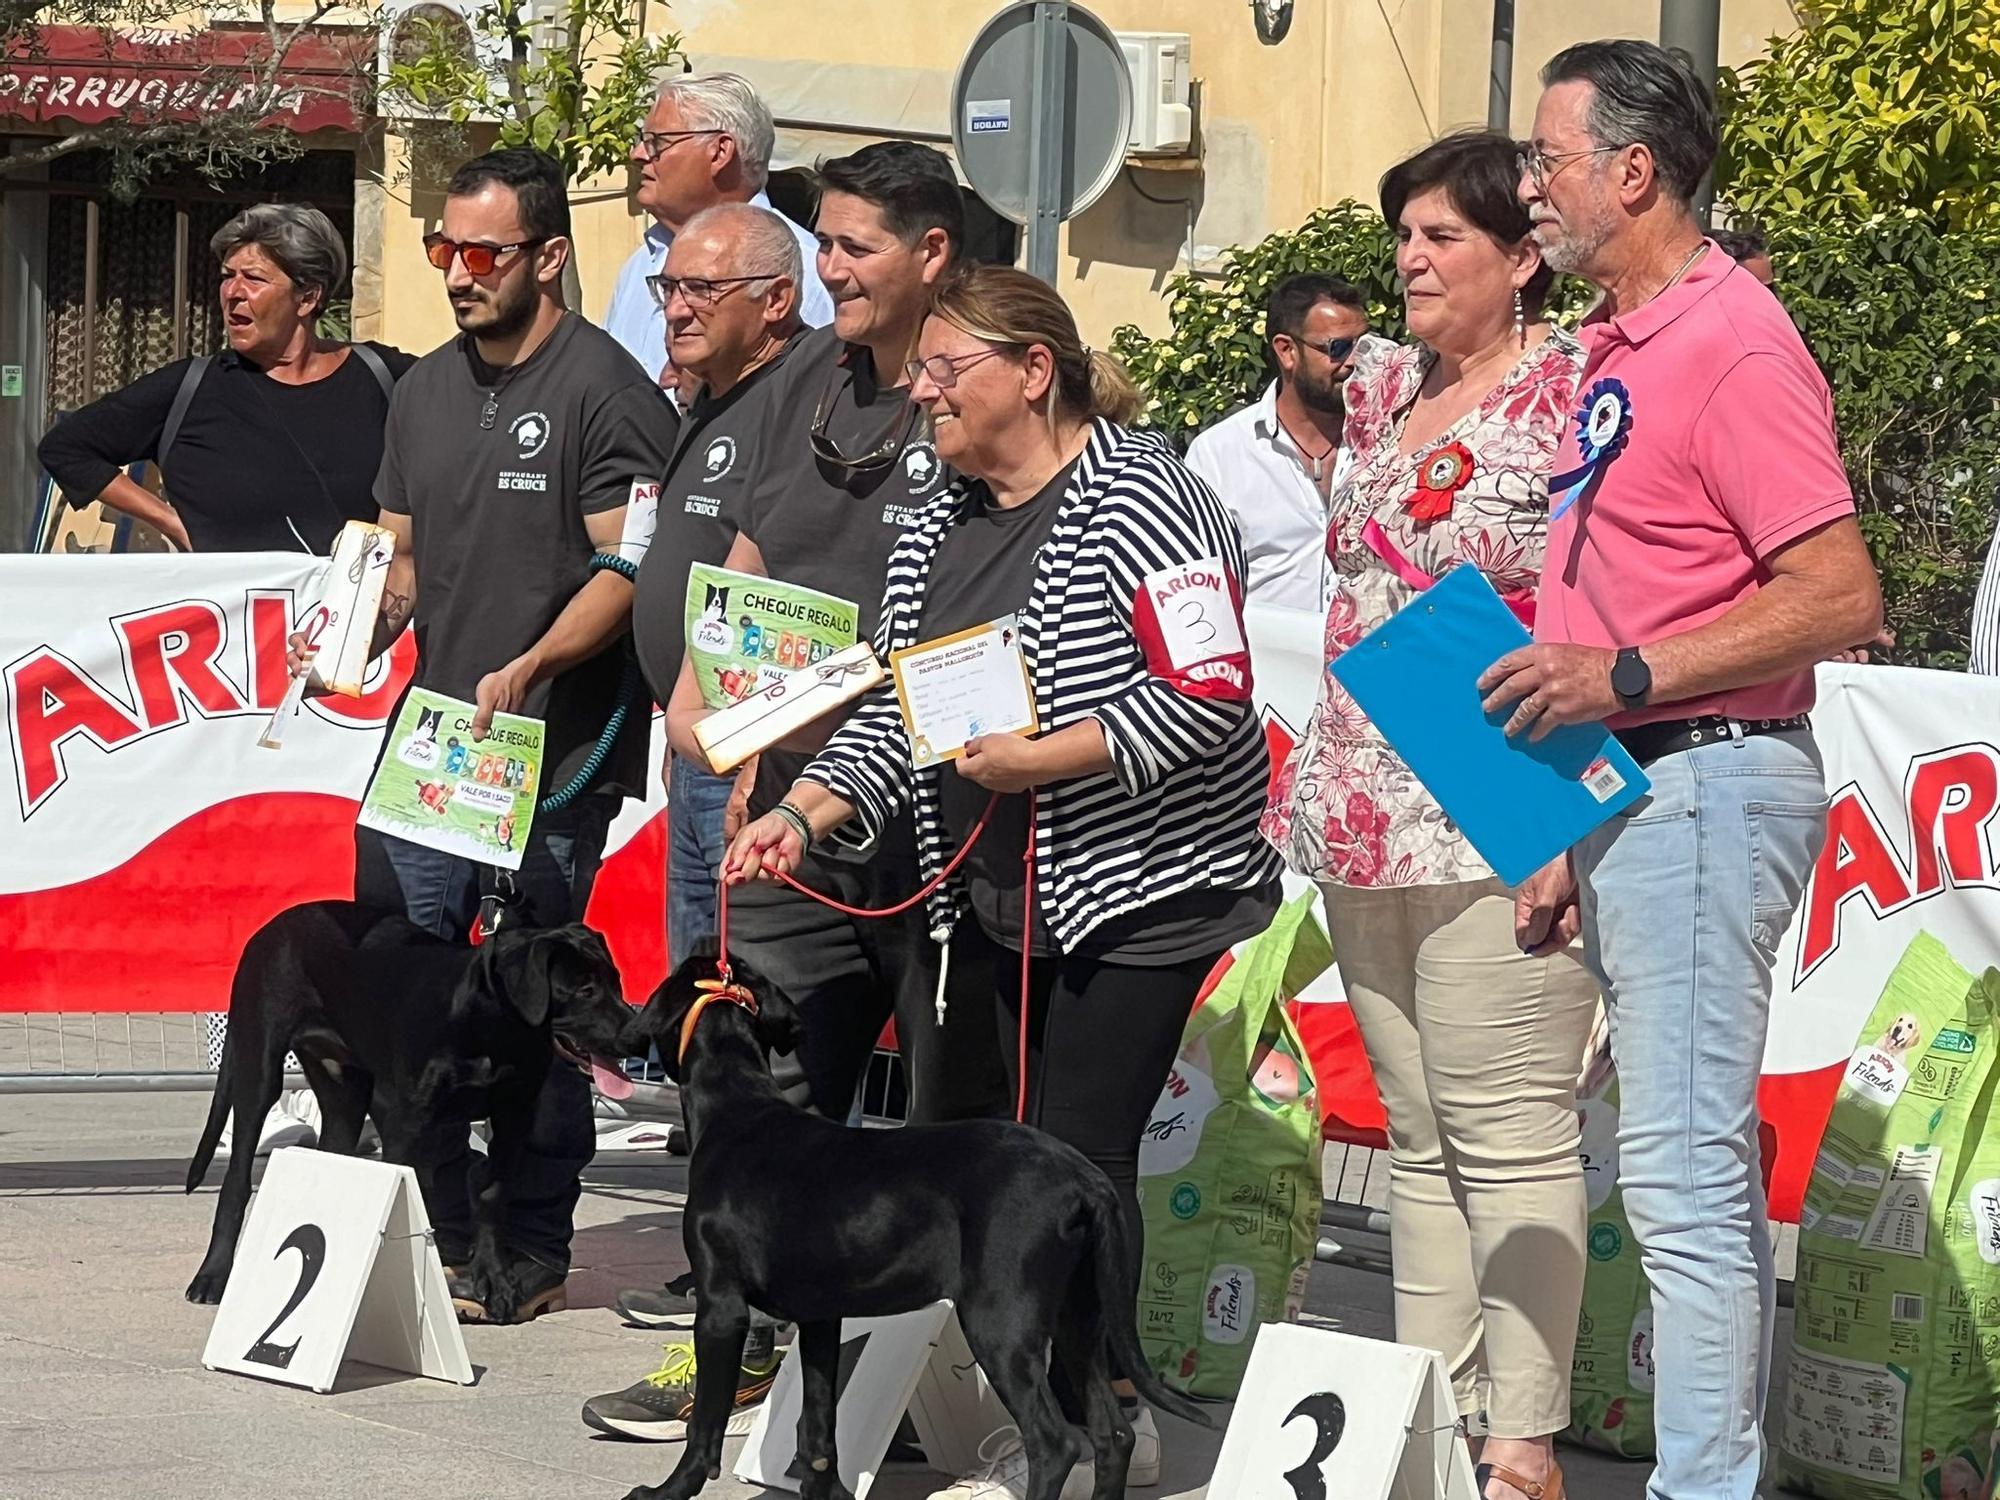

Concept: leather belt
[[1614, 714, 1811, 767]]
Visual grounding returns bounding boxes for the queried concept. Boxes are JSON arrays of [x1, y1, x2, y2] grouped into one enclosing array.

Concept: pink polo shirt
[[1535, 242, 1855, 727]]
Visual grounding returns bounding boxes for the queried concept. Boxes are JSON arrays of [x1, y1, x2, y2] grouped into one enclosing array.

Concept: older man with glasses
[[1185, 273, 1378, 611], [603, 71, 832, 383], [1484, 41, 1883, 1500]]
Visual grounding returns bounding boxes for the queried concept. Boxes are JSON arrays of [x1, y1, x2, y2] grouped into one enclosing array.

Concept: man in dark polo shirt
[[629, 201, 808, 974], [587, 142, 1012, 1444], [300, 147, 674, 1322]]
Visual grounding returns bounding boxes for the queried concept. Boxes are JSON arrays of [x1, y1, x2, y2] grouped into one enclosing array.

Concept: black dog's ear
[[736, 960, 803, 1059], [470, 928, 556, 1028]]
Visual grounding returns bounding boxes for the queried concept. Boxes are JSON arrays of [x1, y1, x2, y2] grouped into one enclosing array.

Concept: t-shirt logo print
[[509, 411, 551, 460], [904, 442, 938, 493], [705, 436, 736, 479]]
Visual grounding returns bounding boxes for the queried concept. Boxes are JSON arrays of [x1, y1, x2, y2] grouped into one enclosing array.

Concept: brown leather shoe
[[448, 1260, 567, 1324]]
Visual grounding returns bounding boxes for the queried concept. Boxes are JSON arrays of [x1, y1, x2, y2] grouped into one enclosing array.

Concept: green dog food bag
[[1776, 931, 2000, 1500], [1566, 1073, 1657, 1458], [1136, 891, 1332, 1399]]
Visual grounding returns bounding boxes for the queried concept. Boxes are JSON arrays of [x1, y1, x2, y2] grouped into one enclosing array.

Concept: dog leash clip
[[476, 871, 524, 940]]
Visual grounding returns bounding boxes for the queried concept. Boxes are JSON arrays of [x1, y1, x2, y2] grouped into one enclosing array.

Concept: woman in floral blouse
[[1264, 131, 1596, 1500]]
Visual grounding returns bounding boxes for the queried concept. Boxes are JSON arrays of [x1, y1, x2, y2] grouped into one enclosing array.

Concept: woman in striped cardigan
[[726, 266, 1281, 1494]]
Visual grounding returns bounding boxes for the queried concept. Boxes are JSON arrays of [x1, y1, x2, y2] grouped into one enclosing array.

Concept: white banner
[[3, 559, 1994, 1221]]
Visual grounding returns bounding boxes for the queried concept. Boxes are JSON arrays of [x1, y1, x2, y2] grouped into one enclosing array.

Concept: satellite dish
[[949, 1, 1134, 228]]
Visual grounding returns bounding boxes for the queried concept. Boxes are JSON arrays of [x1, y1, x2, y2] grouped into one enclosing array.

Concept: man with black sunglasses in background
[[1186, 273, 1377, 611], [293, 147, 674, 1323]]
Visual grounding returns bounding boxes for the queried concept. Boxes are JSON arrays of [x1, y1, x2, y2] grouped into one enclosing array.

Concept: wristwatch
[[1611, 647, 1653, 710]]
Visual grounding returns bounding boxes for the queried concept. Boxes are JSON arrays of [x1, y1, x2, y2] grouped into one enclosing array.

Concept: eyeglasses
[[1516, 143, 1624, 190], [905, 349, 1007, 389], [635, 127, 724, 160], [646, 273, 782, 309], [809, 361, 922, 474], [423, 234, 544, 276], [1301, 335, 1359, 363]]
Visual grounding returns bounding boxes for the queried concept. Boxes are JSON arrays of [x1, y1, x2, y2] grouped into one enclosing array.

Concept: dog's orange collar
[[678, 978, 759, 1065]]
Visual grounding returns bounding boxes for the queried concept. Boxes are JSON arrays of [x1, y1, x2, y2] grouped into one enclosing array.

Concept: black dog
[[184, 900, 634, 1323], [619, 941, 1208, 1500]]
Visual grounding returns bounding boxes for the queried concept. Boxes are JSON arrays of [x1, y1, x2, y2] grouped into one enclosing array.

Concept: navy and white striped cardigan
[[803, 416, 1283, 952]]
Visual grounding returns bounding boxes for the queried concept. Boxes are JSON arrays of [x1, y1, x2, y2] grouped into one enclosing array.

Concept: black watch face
[[1613, 654, 1650, 699]]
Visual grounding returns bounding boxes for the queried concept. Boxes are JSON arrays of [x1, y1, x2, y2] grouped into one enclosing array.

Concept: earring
[[1513, 287, 1526, 345]]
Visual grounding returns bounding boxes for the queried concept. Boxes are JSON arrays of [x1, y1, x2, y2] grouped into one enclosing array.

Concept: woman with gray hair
[[39, 200, 414, 554]]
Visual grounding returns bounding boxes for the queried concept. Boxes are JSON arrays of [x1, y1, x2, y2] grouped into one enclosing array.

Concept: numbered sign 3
[[1208, 1323, 1476, 1500], [201, 1148, 472, 1393]]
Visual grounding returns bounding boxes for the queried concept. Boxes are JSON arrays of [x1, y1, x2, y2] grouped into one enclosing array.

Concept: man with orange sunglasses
[[294, 147, 675, 1322]]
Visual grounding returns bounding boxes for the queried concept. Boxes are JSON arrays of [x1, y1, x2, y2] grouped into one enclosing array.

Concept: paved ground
[[0, 1091, 1794, 1500]]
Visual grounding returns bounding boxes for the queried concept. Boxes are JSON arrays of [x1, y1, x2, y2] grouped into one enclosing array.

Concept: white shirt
[[1971, 504, 2000, 673], [1184, 380, 1354, 613], [600, 189, 835, 383]]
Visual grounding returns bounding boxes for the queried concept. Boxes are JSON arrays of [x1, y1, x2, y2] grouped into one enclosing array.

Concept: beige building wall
[[363, 0, 1806, 355]]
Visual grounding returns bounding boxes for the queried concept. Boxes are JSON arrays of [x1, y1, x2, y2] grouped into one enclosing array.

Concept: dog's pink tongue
[[590, 1056, 635, 1101]]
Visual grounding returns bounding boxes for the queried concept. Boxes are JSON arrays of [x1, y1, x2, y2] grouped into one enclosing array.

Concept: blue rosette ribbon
[[1549, 376, 1633, 519]]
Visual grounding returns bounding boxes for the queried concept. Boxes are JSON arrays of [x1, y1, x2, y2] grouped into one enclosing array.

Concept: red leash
[[715, 790, 1036, 1123]]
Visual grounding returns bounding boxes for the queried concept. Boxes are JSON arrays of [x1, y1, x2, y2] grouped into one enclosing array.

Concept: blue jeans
[[1573, 728, 1827, 1500], [668, 755, 735, 971], [354, 794, 617, 1272]]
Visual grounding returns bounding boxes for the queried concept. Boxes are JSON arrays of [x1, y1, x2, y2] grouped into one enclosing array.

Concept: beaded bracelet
[[774, 800, 815, 848]]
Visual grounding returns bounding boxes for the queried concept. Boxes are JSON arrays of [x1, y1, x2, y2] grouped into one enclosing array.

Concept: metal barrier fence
[[0, 1011, 1793, 1292]]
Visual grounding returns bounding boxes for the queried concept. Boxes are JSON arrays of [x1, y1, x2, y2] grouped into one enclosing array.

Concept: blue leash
[[538, 552, 642, 813]]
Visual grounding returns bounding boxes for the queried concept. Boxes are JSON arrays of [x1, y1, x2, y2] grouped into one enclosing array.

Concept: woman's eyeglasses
[[645, 273, 781, 309], [423, 234, 544, 276], [904, 349, 1007, 389]]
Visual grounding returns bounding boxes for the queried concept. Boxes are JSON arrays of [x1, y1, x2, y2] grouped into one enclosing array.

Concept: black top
[[631, 337, 805, 706], [732, 324, 951, 823], [376, 315, 677, 799], [922, 458, 1279, 963], [37, 342, 417, 554]]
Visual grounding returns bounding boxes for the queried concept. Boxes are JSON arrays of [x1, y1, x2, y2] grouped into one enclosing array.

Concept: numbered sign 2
[[1208, 1323, 1476, 1500], [201, 1148, 471, 1393]]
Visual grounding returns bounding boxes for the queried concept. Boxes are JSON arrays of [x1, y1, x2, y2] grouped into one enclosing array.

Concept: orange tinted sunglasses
[[423, 233, 545, 275]]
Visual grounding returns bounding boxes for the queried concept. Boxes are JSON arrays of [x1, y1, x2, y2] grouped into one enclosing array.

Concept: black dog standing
[[619, 941, 1208, 1500], [183, 900, 633, 1324]]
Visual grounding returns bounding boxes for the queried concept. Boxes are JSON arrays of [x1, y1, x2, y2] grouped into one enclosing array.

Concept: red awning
[[0, 25, 367, 134]]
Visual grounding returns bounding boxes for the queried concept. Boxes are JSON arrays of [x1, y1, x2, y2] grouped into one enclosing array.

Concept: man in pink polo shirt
[[1478, 40, 1882, 1500]]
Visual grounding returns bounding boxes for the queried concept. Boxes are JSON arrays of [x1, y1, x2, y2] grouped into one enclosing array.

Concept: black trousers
[[721, 848, 1012, 1124], [941, 923, 1223, 1258], [351, 793, 616, 1272]]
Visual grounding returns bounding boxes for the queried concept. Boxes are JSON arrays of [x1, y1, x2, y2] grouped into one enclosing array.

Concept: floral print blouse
[[1262, 328, 1585, 889]]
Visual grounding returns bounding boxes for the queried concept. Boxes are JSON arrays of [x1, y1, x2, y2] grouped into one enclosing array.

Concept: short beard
[[454, 273, 538, 340], [1291, 366, 1345, 419], [1534, 181, 1614, 278]]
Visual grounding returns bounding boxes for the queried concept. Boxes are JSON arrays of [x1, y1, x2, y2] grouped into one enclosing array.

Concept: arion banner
[[3, 557, 1994, 1223]]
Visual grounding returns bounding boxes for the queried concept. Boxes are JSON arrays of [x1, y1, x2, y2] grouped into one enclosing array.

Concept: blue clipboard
[[1330, 566, 1650, 886]]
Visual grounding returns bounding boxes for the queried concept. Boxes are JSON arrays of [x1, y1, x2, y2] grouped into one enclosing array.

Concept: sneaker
[[254, 1089, 320, 1154], [925, 1426, 1094, 1500], [1127, 1403, 1160, 1488], [448, 1259, 567, 1324], [615, 1271, 700, 1328], [580, 1340, 782, 1442]]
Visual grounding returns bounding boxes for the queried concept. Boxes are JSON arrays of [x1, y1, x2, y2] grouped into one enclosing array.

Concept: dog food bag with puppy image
[[1565, 1073, 1659, 1459], [1137, 891, 1331, 1399], [1775, 931, 2000, 1500]]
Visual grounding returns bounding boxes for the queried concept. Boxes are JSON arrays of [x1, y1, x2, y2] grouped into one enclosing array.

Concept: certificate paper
[[356, 688, 543, 871], [890, 616, 1038, 767]]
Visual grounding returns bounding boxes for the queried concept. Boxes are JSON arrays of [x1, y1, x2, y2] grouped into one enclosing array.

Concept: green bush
[[1110, 207, 1998, 665]]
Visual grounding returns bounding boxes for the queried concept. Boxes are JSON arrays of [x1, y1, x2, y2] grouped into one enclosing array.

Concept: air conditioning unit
[[1116, 31, 1193, 156], [377, 0, 560, 122]]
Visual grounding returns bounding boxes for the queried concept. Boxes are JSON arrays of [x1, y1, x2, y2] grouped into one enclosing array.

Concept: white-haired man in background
[[604, 70, 833, 382]]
